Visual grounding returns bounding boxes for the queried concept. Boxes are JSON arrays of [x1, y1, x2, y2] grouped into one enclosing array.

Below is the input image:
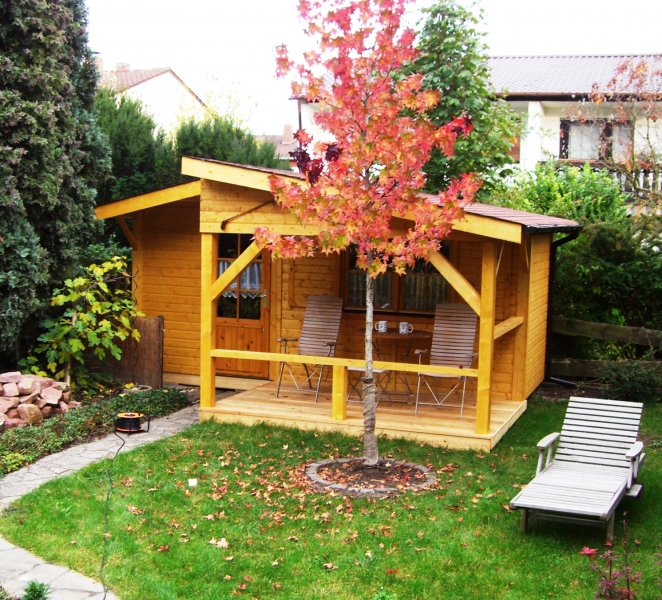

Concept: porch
[[199, 380, 527, 452]]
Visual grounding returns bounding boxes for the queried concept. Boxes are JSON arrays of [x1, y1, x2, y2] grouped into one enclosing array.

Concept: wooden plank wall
[[138, 199, 201, 376], [524, 234, 551, 396]]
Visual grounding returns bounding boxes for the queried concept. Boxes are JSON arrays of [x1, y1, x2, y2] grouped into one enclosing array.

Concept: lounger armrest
[[536, 432, 560, 475], [626, 441, 644, 487], [625, 441, 643, 460], [537, 432, 561, 450]]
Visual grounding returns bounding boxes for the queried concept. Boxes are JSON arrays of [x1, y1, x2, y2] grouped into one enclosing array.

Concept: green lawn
[[1, 395, 660, 600]]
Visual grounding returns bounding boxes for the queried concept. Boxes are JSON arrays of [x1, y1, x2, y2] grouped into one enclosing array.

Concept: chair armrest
[[625, 441, 643, 460], [326, 342, 341, 347], [537, 432, 561, 450], [278, 337, 298, 343], [536, 432, 560, 475], [626, 441, 645, 488], [414, 349, 429, 355]]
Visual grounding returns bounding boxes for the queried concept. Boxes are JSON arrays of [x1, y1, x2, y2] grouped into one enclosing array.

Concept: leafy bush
[[599, 360, 662, 404], [0, 388, 189, 476], [22, 581, 50, 600], [24, 257, 143, 388]]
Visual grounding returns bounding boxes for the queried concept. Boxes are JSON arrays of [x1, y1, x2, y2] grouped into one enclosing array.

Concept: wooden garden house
[[95, 157, 581, 450]]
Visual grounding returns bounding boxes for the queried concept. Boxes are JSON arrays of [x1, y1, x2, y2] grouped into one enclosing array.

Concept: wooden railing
[[210, 348, 478, 421]]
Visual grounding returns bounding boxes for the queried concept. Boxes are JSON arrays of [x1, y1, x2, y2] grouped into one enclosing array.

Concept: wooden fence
[[105, 316, 164, 389], [551, 316, 662, 378]]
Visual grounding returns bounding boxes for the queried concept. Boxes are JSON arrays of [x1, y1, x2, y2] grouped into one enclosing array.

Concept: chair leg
[[415, 375, 423, 415], [276, 361, 286, 398], [520, 509, 528, 534], [314, 365, 325, 403], [459, 377, 467, 420]]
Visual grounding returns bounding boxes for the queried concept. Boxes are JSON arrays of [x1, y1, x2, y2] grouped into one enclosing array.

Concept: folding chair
[[276, 296, 343, 402], [414, 304, 478, 418]]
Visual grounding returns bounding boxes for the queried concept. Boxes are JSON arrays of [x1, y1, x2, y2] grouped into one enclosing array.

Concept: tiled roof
[[255, 134, 297, 160], [488, 54, 662, 97], [100, 67, 172, 92]]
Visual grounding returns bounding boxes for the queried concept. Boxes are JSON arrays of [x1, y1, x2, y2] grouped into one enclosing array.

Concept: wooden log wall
[[524, 234, 551, 397], [138, 199, 201, 377]]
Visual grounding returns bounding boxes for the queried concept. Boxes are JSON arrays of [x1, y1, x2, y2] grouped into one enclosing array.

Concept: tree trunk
[[363, 257, 379, 465]]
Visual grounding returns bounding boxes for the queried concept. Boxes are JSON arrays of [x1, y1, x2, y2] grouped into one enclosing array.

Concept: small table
[[353, 328, 433, 399]]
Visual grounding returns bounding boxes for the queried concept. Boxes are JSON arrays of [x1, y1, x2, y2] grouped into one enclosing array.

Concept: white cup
[[374, 321, 388, 333], [399, 322, 413, 334]]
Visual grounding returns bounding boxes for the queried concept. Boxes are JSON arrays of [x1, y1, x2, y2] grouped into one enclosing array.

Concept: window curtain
[[218, 261, 262, 299]]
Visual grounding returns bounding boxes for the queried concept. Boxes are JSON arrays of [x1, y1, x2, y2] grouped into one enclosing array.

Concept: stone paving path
[[0, 402, 201, 599]]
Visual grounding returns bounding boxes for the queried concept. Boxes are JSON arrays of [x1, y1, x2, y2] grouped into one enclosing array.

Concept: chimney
[[115, 63, 130, 72], [283, 123, 294, 144]]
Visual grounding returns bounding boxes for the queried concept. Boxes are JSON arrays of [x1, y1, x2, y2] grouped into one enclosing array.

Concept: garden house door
[[215, 234, 270, 378]]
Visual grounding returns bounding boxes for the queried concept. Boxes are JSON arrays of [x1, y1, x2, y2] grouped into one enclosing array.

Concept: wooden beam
[[117, 217, 137, 250], [95, 180, 201, 219], [209, 349, 478, 378], [132, 213, 144, 308], [200, 222, 323, 236], [512, 237, 531, 402], [182, 157, 303, 192], [394, 210, 522, 243], [200, 233, 218, 409], [553, 317, 662, 347], [428, 250, 481, 316], [331, 365, 348, 420], [476, 241, 497, 434], [210, 241, 262, 301], [493, 316, 524, 340]]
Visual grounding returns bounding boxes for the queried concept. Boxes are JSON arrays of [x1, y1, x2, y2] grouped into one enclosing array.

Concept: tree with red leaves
[[255, 0, 480, 465]]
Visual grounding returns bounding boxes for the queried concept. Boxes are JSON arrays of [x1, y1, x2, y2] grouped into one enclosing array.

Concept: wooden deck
[[199, 381, 527, 451]]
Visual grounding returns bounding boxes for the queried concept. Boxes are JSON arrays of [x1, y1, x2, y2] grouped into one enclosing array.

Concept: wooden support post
[[476, 240, 496, 434], [132, 213, 144, 309], [200, 233, 218, 410], [512, 237, 531, 402], [331, 365, 348, 420]]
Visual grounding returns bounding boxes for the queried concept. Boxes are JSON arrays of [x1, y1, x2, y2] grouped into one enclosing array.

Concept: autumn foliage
[[255, 0, 480, 275]]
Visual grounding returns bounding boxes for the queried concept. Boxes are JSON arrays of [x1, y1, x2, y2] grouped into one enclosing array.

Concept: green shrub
[[599, 360, 662, 404], [22, 581, 50, 600], [0, 584, 17, 600], [0, 388, 189, 476]]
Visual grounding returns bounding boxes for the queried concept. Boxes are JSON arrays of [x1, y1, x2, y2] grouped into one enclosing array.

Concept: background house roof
[[101, 66, 172, 91], [488, 54, 661, 97]]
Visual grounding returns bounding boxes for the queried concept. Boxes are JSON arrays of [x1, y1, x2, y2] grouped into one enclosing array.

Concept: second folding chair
[[276, 295, 343, 402]]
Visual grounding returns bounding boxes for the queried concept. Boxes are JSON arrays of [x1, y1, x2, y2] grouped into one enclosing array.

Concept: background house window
[[344, 243, 449, 314], [560, 120, 632, 162]]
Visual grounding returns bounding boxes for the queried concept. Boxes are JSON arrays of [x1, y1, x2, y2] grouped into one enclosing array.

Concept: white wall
[[125, 72, 206, 134]]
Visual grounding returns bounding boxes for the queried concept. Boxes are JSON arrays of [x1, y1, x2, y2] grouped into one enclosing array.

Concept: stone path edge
[[0, 402, 200, 600]]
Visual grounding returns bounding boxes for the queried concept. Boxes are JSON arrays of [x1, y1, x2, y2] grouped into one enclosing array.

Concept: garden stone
[[3, 418, 26, 429], [49, 381, 69, 392], [62, 391, 72, 402], [17, 377, 34, 395], [0, 371, 21, 383], [58, 401, 69, 414], [40, 406, 53, 419], [17, 404, 44, 426], [0, 398, 19, 413], [3, 382, 19, 397], [36, 396, 49, 408], [68, 400, 81, 409], [6, 408, 19, 419], [41, 386, 62, 405], [19, 392, 39, 405]]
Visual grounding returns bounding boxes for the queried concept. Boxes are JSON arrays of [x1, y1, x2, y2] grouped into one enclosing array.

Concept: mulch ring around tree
[[306, 458, 437, 497]]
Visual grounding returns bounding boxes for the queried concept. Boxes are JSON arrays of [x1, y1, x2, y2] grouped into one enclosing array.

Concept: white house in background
[[99, 62, 206, 133], [488, 54, 662, 170], [293, 54, 662, 173]]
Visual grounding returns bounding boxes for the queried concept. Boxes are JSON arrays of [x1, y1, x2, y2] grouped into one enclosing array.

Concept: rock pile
[[0, 371, 81, 431]]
